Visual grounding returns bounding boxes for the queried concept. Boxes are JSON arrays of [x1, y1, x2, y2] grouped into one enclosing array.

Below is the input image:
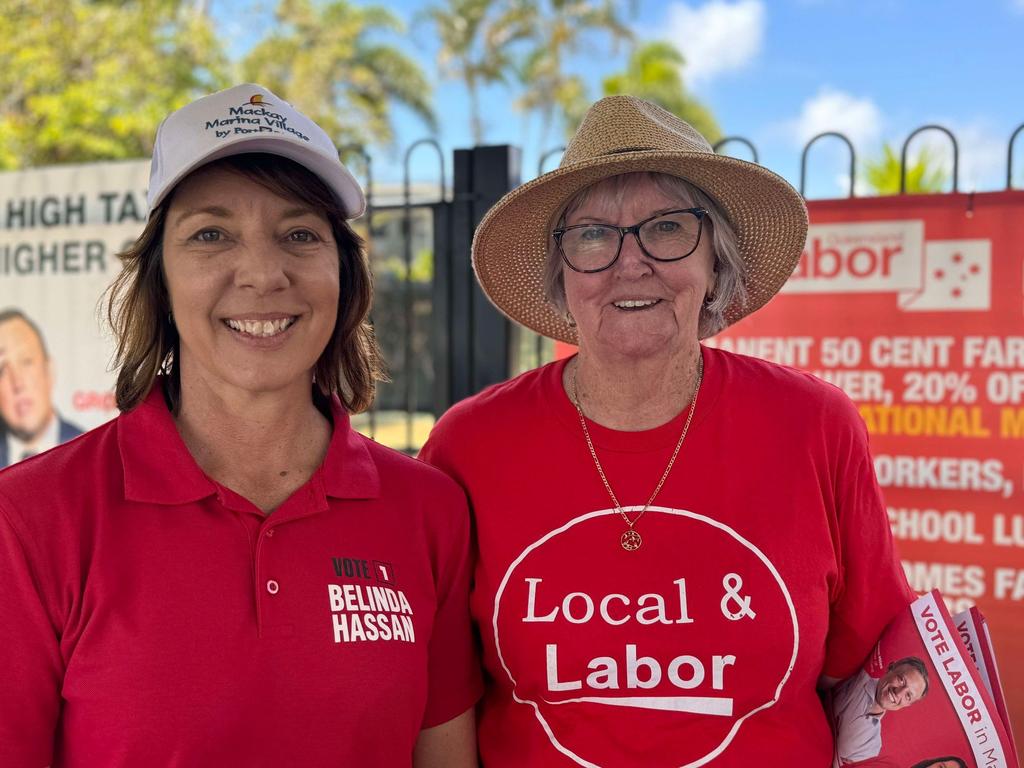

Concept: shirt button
[[265, 528, 274, 537], [266, 580, 280, 595]]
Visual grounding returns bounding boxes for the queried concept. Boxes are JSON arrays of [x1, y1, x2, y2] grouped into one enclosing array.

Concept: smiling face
[[0, 316, 54, 440], [561, 174, 717, 362], [875, 663, 928, 712], [161, 164, 340, 400]]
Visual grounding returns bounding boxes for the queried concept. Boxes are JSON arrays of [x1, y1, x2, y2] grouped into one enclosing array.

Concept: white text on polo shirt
[[522, 576, 755, 693], [328, 584, 415, 643]]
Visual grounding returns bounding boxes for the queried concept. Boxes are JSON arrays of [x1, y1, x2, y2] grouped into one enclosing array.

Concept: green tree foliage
[[514, 0, 636, 149], [243, 0, 436, 150], [0, 0, 226, 170], [602, 41, 721, 144], [421, 0, 533, 145], [863, 142, 949, 195]]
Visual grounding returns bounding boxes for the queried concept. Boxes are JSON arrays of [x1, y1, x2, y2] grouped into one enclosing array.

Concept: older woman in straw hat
[[420, 95, 913, 766], [0, 84, 479, 766]]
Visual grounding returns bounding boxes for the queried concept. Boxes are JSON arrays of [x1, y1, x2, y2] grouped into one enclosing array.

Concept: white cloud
[[663, 0, 765, 86], [834, 172, 871, 198], [787, 87, 883, 149], [956, 124, 1008, 191], [906, 120, 1007, 192]]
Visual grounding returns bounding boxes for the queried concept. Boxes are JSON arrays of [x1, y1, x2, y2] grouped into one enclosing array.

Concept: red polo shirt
[[0, 385, 481, 767]]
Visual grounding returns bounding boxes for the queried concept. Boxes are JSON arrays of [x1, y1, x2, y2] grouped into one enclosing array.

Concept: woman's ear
[[706, 264, 719, 303]]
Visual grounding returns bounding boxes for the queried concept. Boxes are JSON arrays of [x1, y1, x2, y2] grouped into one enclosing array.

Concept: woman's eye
[[655, 220, 680, 233], [192, 229, 222, 243], [287, 229, 319, 243], [579, 226, 611, 241]]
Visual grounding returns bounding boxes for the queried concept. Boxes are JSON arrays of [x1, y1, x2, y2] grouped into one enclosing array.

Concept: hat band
[[605, 146, 657, 155]]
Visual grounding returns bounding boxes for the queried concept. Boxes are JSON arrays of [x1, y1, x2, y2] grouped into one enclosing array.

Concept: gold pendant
[[620, 529, 642, 551]]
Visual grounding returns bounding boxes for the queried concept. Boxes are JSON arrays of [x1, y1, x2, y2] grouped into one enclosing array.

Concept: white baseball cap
[[147, 83, 366, 218]]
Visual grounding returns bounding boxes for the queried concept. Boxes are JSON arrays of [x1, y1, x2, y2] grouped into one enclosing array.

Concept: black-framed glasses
[[553, 208, 708, 273]]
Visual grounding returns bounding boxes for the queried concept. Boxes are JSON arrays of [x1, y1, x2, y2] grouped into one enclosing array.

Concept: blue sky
[[215, 0, 1024, 197]]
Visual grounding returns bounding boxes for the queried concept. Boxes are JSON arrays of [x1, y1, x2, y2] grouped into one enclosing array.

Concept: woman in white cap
[[0, 85, 479, 766], [420, 95, 913, 765]]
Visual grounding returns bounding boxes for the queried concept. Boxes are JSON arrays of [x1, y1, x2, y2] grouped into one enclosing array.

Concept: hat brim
[[471, 150, 808, 342], [148, 136, 366, 219]]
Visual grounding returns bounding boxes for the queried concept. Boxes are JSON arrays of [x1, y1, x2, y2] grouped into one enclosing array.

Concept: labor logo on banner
[[492, 506, 798, 767], [781, 219, 993, 312]]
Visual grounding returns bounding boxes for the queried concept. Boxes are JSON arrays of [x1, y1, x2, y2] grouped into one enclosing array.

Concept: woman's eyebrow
[[172, 205, 233, 226], [571, 207, 683, 224], [172, 205, 321, 227], [279, 206, 321, 220]]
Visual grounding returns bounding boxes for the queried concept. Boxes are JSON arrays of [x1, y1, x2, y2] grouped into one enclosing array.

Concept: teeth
[[614, 299, 658, 308], [225, 317, 295, 337]]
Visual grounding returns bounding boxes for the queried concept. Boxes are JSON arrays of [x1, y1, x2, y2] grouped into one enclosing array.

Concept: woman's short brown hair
[[106, 153, 385, 413]]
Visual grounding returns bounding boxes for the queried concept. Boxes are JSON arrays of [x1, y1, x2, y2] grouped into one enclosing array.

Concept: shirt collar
[[119, 385, 217, 504], [859, 675, 885, 722], [119, 383, 380, 505], [320, 401, 380, 501]]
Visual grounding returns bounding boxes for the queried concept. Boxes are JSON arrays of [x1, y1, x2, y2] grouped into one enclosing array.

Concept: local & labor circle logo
[[493, 506, 799, 767]]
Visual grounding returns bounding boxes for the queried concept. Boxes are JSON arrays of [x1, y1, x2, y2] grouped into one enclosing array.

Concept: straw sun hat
[[471, 95, 809, 343]]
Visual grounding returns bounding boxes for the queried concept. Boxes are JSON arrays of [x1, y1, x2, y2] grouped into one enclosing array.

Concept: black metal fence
[[353, 123, 1024, 453], [346, 143, 529, 452], [782, 122, 1024, 196]]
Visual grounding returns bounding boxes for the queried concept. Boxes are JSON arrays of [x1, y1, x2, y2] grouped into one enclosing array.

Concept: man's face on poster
[[875, 662, 927, 712], [0, 317, 55, 441]]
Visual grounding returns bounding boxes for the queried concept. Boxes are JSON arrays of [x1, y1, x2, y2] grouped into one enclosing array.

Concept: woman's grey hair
[[543, 171, 746, 338]]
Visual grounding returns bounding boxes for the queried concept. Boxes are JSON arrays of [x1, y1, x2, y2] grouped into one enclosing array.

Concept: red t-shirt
[[0, 385, 481, 767], [420, 346, 914, 767]]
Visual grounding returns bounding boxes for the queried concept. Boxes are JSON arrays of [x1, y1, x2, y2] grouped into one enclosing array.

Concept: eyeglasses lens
[[560, 210, 702, 271]]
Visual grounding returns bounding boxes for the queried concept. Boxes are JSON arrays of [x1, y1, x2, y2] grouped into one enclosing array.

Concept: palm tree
[[602, 41, 721, 144], [243, 0, 435, 150], [421, 0, 533, 145], [515, 0, 636, 151], [863, 142, 948, 195], [0, 0, 226, 169]]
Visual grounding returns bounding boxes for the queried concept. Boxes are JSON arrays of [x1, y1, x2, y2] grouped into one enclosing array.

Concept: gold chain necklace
[[571, 355, 703, 552]]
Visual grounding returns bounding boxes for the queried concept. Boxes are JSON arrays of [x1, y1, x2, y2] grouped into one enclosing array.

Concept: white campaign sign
[[0, 159, 150, 433]]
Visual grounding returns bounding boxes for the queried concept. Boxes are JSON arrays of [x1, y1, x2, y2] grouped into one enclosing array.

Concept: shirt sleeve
[[420, 477, 483, 728], [821, 404, 916, 679], [417, 412, 466, 489], [0, 499, 63, 766]]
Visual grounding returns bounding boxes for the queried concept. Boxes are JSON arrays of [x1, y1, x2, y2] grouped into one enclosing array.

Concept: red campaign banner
[[709, 190, 1024, 753]]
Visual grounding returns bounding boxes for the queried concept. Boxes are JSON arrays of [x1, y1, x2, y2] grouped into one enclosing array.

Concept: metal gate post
[[433, 145, 521, 414]]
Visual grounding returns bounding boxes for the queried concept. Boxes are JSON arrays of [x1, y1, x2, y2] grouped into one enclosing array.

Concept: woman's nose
[[614, 230, 653, 275], [233, 241, 290, 294]]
